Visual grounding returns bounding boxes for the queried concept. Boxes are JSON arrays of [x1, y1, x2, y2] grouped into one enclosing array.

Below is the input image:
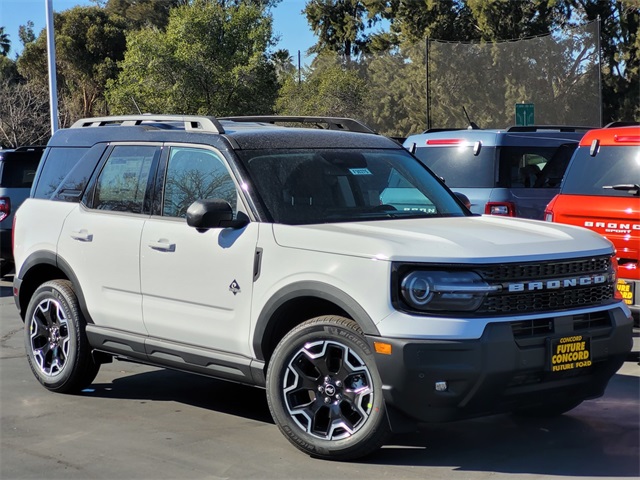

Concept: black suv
[[0, 146, 44, 276]]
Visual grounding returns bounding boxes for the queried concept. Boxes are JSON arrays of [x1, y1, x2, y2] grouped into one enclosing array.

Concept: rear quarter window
[[0, 157, 40, 188], [561, 146, 640, 196], [33, 147, 92, 199]]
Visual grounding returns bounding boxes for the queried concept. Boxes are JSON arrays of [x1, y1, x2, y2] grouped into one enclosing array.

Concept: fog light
[[435, 381, 448, 392]]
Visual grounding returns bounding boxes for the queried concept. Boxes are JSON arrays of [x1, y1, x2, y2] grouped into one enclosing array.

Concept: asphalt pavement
[[1, 276, 638, 480]]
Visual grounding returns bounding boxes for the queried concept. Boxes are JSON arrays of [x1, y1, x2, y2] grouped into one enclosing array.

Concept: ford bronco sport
[[403, 126, 590, 219], [545, 124, 640, 323], [13, 115, 632, 460]]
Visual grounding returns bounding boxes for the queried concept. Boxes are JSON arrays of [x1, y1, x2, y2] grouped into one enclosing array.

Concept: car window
[[238, 148, 464, 224], [0, 157, 40, 188], [413, 146, 495, 188], [498, 144, 576, 188], [33, 147, 89, 199], [162, 147, 237, 218], [561, 146, 640, 197], [93, 145, 158, 213]]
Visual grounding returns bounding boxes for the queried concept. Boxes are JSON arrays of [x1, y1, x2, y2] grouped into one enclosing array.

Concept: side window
[[93, 145, 158, 213], [33, 147, 89, 199], [163, 147, 237, 218]]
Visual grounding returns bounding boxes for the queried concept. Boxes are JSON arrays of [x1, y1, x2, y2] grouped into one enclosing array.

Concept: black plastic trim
[[252, 281, 380, 360]]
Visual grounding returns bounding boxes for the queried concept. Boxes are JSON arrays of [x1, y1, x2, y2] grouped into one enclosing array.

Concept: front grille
[[480, 256, 611, 282], [511, 311, 612, 340], [474, 255, 615, 316], [479, 284, 616, 315]]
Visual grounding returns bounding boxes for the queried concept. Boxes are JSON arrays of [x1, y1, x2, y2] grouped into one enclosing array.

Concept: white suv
[[13, 115, 633, 460]]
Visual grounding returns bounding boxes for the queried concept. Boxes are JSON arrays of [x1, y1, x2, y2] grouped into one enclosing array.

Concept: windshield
[[237, 148, 466, 224], [561, 146, 640, 197]]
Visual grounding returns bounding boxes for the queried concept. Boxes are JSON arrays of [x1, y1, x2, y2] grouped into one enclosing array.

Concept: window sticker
[[349, 168, 372, 176]]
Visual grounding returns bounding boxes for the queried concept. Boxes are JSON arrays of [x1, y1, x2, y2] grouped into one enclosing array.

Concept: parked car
[[403, 126, 591, 219], [13, 115, 632, 460], [545, 123, 640, 324], [0, 146, 45, 276]]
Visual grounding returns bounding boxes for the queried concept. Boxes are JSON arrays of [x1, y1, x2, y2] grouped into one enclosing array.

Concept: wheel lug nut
[[335, 380, 342, 387], [324, 397, 331, 404], [324, 376, 331, 382], [335, 394, 342, 400], [318, 386, 324, 393]]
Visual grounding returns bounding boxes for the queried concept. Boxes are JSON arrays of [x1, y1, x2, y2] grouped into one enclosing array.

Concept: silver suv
[[12, 115, 632, 460]]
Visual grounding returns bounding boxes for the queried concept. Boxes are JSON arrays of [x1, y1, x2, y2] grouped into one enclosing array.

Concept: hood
[[272, 216, 613, 263]]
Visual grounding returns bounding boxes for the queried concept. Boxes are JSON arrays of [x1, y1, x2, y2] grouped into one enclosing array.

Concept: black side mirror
[[186, 199, 249, 231]]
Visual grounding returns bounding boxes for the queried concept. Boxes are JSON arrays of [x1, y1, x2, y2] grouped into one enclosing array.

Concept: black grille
[[511, 319, 554, 338], [479, 284, 616, 315], [476, 255, 615, 315], [478, 256, 611, 281], [511, 311, 612, 339]]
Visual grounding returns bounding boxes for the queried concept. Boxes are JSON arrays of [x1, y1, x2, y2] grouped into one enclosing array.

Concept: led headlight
[[400, 270, 499, 312]]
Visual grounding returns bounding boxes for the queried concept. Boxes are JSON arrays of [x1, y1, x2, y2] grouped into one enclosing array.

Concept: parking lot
[[1, 276, 638, 480]]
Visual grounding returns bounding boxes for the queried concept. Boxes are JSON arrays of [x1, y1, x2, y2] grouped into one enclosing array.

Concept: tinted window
[[0, 156, 40, 188], [497, 144, 576, 188], [414, 146, 495, 188], [163, 147, 237, 218], [561, 146, 640, 197], [52, 144, 108, 202], [33, 148, 89, 199], [238, 148, 464, 225], [93, 145, 158, 213]]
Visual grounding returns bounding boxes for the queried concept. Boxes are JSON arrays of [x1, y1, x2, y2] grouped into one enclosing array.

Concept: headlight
[[400, 270, 499, 312]]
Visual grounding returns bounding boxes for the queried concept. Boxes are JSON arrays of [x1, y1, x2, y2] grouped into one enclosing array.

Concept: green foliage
[[17, 6, 127, 123], [0, 27, 10, 56], [106, 0, 279, 115], [276, 55, 368, 118]]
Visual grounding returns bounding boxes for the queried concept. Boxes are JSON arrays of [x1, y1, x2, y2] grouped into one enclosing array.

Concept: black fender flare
[[252, 280, 380, 361], [16, 250, 93, 325]]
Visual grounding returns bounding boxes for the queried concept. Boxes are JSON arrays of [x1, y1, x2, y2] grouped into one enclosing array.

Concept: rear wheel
[[24, 280, 99, 393], [266, 316, 390, 460]]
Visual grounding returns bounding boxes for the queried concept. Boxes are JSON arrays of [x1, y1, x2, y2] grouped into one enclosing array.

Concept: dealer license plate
[[617, 279, 635, 307], [549, 335, 592, 372]]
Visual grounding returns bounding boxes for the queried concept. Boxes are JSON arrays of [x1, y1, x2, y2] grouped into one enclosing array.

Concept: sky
[[0, 0, 318, 62]]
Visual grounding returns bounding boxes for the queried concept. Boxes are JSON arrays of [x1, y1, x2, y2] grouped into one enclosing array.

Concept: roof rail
[[421, 128, 467, 134], [505, 125, 595, 133], [70, 115, 225, 134], [220, 116, 376, 134], [14, 145, 46, 152]]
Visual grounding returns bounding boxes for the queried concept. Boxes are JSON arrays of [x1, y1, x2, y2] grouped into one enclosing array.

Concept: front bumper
[[368, 305, 633, 424]]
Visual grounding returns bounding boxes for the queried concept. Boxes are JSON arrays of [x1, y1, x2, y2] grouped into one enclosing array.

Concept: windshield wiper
[[602, 184, 640, 196]]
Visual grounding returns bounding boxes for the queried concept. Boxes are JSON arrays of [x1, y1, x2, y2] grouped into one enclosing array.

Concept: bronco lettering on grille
[[508, 274, 609, 293]]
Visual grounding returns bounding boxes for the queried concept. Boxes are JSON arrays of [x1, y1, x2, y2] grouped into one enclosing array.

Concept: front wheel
[[266, 316, 390, 460], [24, 280, 100, 393]]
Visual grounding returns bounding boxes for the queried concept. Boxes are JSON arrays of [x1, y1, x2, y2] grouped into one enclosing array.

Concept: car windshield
[[561, 146, 640, 197], [237, 148, 466, 224]]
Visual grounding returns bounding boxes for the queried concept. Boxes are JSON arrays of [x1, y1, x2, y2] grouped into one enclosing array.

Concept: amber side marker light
[[374, 342, 392, 355]]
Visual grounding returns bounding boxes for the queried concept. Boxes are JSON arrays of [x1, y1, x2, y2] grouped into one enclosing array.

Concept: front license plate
[[549, 335, 592, 372], [617, 279, 635, 307]]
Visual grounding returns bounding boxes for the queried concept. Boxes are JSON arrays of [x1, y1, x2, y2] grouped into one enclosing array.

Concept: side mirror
[[186, 199, 249, 231]]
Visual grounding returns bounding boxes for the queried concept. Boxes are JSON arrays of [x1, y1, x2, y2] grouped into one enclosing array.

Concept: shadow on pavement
[[79, 362, 639, 477]]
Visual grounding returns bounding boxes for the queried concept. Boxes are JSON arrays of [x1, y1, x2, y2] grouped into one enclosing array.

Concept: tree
[[18, 21, 36, 47], [276, 55, 368, 118], [104, 0, 182, 30], [17, 6, 127, 123], [0, 27, 10, 56], [0, 79, 50, 147], [106, 0, 279, 116]]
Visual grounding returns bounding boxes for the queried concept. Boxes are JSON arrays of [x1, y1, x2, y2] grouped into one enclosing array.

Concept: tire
[[512, 399, 583, 418], [266, 316, 390, 460], [24, 280, 100, 393]]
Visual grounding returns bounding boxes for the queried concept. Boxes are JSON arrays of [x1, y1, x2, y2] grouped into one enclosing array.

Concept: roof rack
[[421, 127, 467, 134], [505, 125, 595, 133], [70, 115, 225, 134], [220, 116, 376, 134]]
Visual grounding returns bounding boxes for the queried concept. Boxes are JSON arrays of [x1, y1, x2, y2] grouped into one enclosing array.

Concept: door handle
[[70, 230, 93, 242], [148, 239, 176, 252]]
